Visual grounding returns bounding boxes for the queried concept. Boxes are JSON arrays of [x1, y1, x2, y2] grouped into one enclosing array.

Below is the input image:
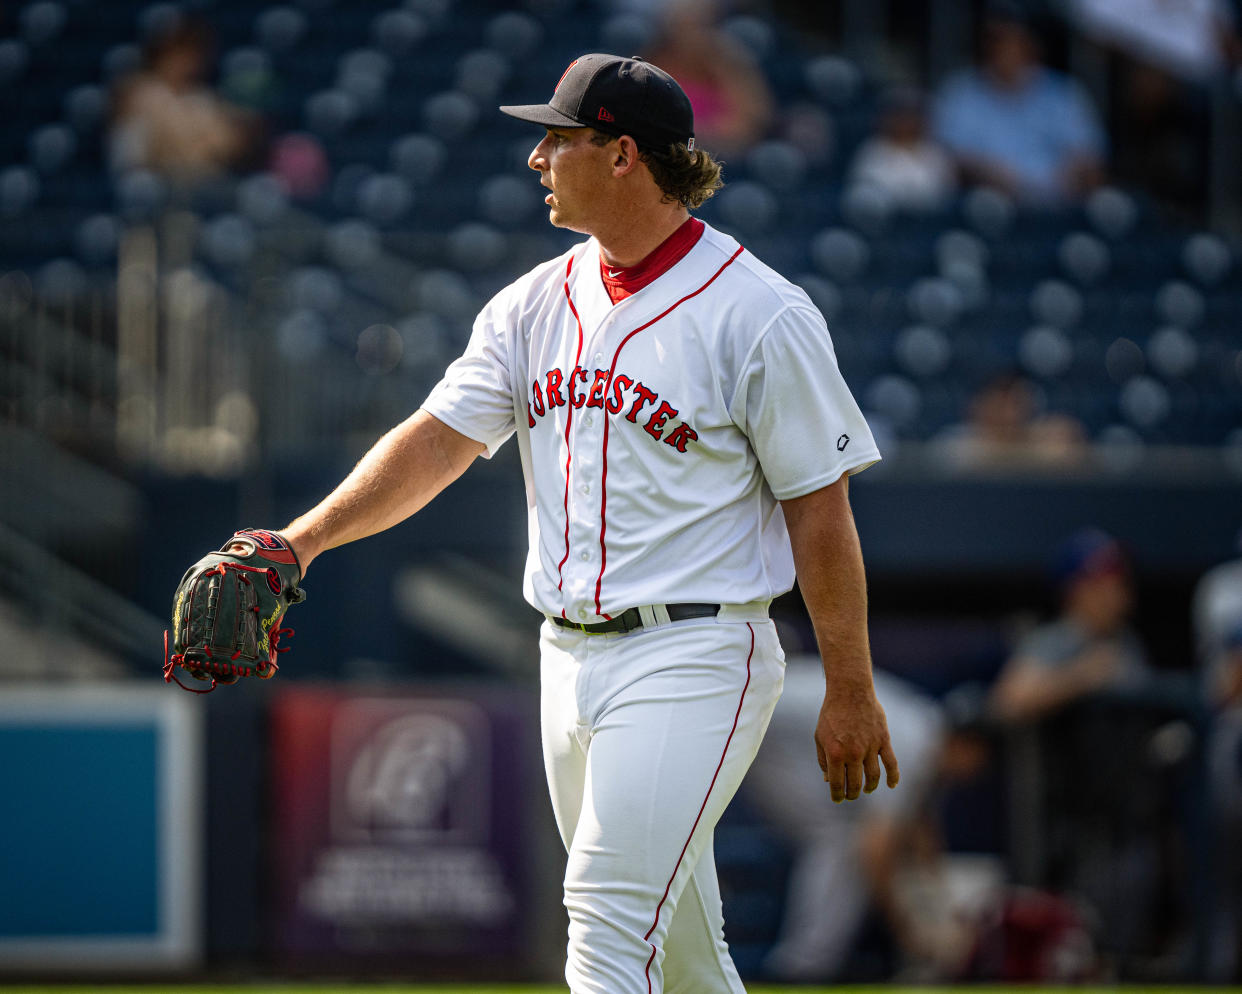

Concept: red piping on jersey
[[642, 622, 755, 993], [593, 244, 745, 616], [555, 251, 587, 613]]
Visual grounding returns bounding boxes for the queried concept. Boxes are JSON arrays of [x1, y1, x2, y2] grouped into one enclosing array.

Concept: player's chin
[[548, 209, 592, 235]]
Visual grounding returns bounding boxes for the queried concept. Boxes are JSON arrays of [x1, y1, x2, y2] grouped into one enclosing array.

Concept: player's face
[[528, 127, 618, 232]]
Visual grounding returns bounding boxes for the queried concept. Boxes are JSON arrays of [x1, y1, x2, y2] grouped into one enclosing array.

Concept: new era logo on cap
[[500, 53, 695, 151]]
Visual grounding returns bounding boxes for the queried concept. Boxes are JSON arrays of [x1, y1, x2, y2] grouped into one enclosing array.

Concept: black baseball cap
[[500, 53, 695, 151]]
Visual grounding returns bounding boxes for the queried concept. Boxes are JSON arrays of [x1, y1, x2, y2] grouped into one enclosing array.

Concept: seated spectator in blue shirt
[[932, 8, 1106, 203]]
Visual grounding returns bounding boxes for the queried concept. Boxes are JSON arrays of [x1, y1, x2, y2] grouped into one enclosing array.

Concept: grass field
[[5, 986, 1241, 993]]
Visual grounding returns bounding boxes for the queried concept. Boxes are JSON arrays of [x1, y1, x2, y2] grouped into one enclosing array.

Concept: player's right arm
[[275, 273, 532, 573], [279, 409, 486, 574]]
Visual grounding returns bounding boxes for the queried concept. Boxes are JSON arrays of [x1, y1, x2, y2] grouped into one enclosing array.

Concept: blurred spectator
[[1192, 531, 1242, 981], [1065, 0, 1242, 216], [646, 0, 775, 157], [1068, 0, 1241, 85], [931, 7, 1106, 203], [933, 372, 1087, 470], [847, 87, 956, 211], [746, 665, 996, 982], [109, 15, 262, 187], [990, 528, 1149, 724], [990, 529, 1198, 975]]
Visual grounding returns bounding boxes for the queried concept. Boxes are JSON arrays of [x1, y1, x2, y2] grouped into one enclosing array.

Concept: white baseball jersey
[[422, 221, 880, 623]]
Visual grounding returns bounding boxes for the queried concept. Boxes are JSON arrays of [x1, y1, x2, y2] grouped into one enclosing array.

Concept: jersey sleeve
[[420, 294, 518, 458], [731, 305, 880, 500]]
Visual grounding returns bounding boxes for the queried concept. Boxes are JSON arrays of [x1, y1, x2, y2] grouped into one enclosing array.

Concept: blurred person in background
[[1069, 0, 1242, 81], [109, 14, 262, 187], [1193, 530, 1242, 981], [932, 371, 1087, 471], [847, 87, 956, 212], [990, 527, 1149, 724], [1066, 0, 1241, 216], [645, 0, 775, 158], [989, 529, 1200, 975], [931, 4, 1106, 204], [747, 665, 999, 982], [746, 665, 947, 982]]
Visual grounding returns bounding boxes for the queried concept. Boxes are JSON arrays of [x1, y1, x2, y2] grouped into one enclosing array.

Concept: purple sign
[[269, 685, 544, 972]]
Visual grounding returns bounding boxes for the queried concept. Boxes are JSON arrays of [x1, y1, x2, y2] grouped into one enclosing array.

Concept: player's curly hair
[[590, 131, 724, 209], [641, 142, 724, 209]]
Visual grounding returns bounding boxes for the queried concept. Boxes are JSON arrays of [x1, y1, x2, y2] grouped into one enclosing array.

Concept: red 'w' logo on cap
[[597, 106, 615, 123]]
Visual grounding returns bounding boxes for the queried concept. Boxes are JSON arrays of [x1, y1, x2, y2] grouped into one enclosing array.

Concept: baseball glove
[[164, 529, 306, 693]]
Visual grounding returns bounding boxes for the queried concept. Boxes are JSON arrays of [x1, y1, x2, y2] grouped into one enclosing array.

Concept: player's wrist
[[818, 661, 876, 696], [277, 525, 317, 577]]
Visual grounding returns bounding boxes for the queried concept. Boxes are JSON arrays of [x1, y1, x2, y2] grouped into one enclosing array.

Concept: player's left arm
[[781, 473, 899, 803]]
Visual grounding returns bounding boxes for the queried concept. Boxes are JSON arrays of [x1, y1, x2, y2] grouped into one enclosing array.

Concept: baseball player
[[225, 54, 898, 994]]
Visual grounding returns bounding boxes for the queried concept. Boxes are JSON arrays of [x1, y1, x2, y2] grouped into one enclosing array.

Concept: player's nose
[[528, 136, 551, 171]]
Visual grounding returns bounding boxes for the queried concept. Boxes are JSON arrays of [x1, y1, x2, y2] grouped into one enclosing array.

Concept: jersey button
[[580, 483, 590, 495], [579, 550, 590, 561], [583, 415, 594, 427], [578, 608, 588, 619], [593, 353, 603, 363]]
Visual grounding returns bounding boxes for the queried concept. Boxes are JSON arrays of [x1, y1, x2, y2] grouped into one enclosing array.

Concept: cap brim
[[498, 103, 584, 129]]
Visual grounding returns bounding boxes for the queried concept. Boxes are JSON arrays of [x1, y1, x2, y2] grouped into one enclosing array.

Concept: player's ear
[[612, 135, 641, 176]]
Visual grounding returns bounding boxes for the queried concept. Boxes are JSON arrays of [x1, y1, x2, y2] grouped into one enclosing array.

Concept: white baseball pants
[[539, 608, 785, 994]]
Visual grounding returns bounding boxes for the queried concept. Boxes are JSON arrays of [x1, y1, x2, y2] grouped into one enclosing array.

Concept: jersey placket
[[561, 339, 611, 621]]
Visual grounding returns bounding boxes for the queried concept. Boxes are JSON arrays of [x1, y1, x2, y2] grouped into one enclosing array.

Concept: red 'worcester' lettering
[[664, 423, 698, 453], [607, 373, 633, 414], [625, 382, 657, 423], [546, 368, 565, 408], [644, 401, 678, 440], [569, 367, 589, 409], [586, 369, 609, 409], [527, 366, 698, 455]]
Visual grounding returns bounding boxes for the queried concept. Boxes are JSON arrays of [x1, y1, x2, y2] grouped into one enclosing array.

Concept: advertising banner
[[0, 684, 203, 972], [269, 684, 543, 972]]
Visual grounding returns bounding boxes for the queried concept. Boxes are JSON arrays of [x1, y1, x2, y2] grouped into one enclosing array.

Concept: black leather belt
[[550, 603, 720, 634]]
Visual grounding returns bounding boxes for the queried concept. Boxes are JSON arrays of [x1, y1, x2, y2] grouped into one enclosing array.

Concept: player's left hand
[[815, 681, 899, 803]]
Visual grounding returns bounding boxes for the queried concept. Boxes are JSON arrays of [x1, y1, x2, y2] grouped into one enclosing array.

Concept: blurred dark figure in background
[[1193, 531, 1242, 981], [847, 87, 956, 212], [989, 528, 1189, 976], [746, 666, 948, 981], [646, 0, 774, 157], [991, 528, 1149, 724], [747, 666, 1003, 982], [109, 14, 262, 187], [933, 371, 1087, 471], [1066, 0, 1242, 217], [932, 6, 1106, 203]]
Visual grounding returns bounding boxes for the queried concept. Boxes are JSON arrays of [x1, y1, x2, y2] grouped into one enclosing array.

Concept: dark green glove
[[164, 529, 306, 693]]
